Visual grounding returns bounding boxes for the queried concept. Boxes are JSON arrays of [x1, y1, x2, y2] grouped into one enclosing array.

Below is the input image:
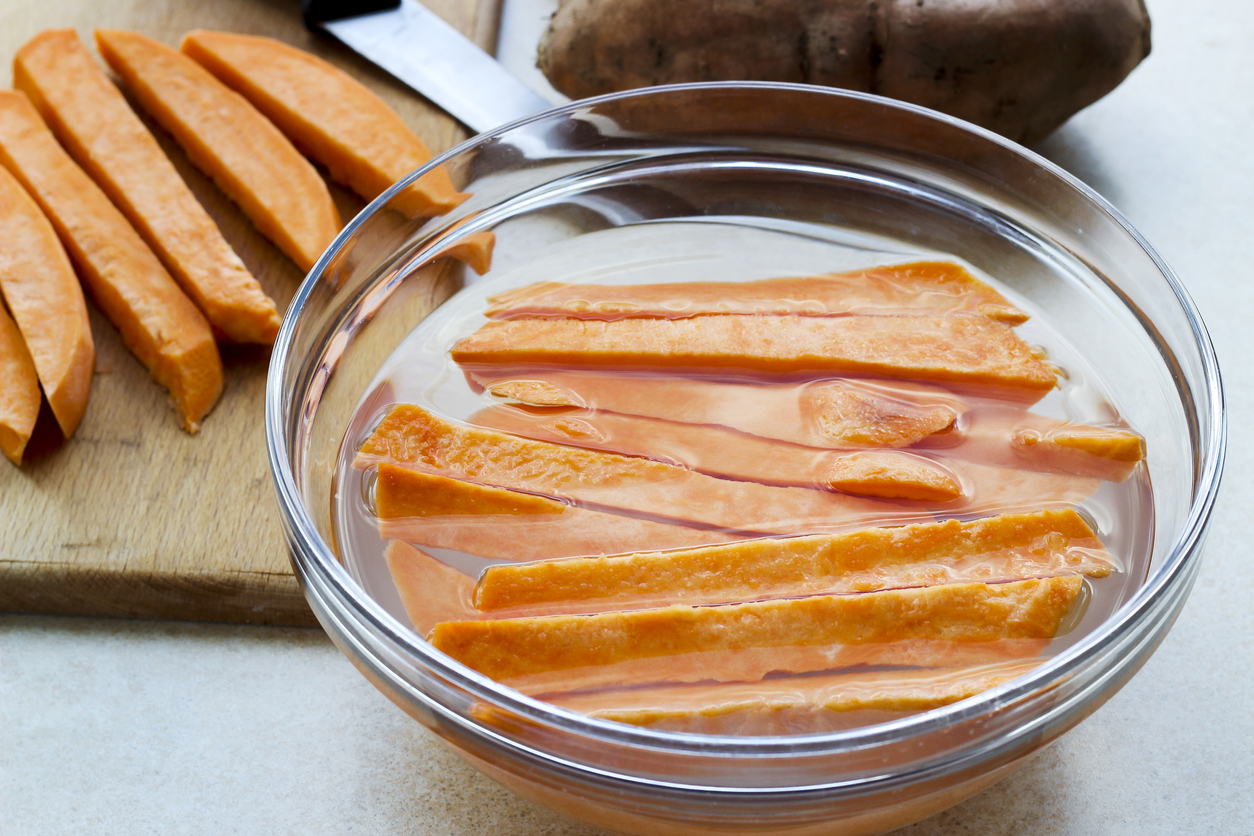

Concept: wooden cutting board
[[0, 0, 501, 625]]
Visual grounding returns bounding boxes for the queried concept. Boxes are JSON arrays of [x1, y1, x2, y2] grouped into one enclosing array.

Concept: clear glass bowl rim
[[265, 81, 1226, 764]]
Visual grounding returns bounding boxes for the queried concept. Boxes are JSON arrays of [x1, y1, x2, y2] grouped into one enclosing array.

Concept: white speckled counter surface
[[3, 0, 1253, 833]]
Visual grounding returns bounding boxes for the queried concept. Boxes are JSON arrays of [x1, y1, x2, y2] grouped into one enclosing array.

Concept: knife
[[302, 0, 555, 134]]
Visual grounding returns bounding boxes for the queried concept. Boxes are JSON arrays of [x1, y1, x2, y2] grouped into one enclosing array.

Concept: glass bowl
[[265, 83, 1224, 835]]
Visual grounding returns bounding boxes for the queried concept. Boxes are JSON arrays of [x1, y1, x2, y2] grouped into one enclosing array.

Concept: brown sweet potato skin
[[539, 0, 1151, 145]]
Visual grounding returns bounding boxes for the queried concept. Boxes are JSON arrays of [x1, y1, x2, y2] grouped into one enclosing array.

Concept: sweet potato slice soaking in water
[[485, 261, 1029, 323], [430, 576, 1084, 695], [359, 405, 922, 535], [475, 371, 965, 448], [473, 509, 1112, 614], [453, 314, 1058, 398], [549, 660, 1044, 733], [467, 404, 1100, 510], [372, 464, 737, 560]]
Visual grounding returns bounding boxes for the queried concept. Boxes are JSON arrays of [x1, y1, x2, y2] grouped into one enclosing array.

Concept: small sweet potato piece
[[550, 661, 1043, 731], [181, 30, 466, 219], [453, 315, 1057, 397], [0, 91, 222, 432], [475, 509, 1111, 613], [359, 405, 920, 535], [95, 29, 341, 274], [431, 231, 495, 276], [485, 261, 1027, 323], [0, 163, 93, 438], [468, 404, 1100, 511], [0, 303, 41, 464], [913, 405, 1145, 482], [14, 30, 279, 345], [371, 464, 736, 559], [431, 576, 1083, 694], [475, 370, 965, 449], [824, 452, 960, 501]]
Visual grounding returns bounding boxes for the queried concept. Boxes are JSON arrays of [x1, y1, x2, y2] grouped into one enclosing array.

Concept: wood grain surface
[[0, 0, 501, 625]]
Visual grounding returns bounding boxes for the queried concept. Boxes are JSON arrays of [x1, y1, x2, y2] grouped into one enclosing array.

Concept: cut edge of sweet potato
[[452, 315, 1058, 399]]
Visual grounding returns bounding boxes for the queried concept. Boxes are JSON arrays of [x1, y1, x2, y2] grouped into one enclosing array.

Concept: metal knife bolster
[[306, 0, 553, 134]]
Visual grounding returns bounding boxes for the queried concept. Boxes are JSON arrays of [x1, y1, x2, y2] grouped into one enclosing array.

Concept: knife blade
[[303, 0, 555, 134]]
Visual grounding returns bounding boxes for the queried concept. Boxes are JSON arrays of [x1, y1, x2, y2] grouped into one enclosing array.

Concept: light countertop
[[3, 0, 1253, 833]]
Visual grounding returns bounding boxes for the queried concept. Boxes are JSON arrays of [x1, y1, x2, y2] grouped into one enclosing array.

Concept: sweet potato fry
[[0, 91, 222, 432], [181, 30, 466, 219], [0, 163, 93, 438], [471, 404, 962, 501], [14, 30, 279, 345], [474, 370, 965, 449], [474, 370, 1138, 481], [0, 302, 41, 465], [468, 404, 1100, 510], [474, 509, 1111, 613], [431, 576, 1083, 694], [373, 465, 737, 560], [452, 315, 1057, 397], [485, 261, 1028, 323], [385, 541, 480, 636], [549, 661, 1043, 732], [95, 29, 341, 274], [358, 405, 923, 535]]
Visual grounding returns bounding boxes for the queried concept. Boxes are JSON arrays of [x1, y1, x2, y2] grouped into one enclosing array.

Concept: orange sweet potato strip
[[0, 91, 221, 432], [14, 29, 280, 345], [0, 303, 41, 465], [474, 370, 1138, 481], [467, 404, 1100, 511], [0, 163, 93, 438], [430, 576, 1083, 694], [181, 30, 466, 219], [373, 464, 738, 560], [470, 404, 963, 502], [358, 405, 925, 536], [549, 661, 1043, 731], [385, 541, 481, 636], [453, 315, 1057, 397], [485, 261, 1028, 323], [475, 509, 1111, 614], [95, 29, 341, 274], [474, 370, 965, 449]]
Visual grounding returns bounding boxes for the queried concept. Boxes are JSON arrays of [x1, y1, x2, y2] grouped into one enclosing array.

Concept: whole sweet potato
[[538, 0, 1151, 144]]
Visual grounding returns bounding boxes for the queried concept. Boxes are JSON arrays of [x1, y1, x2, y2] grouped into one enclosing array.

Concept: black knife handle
[[302, 0, 401, 26]]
